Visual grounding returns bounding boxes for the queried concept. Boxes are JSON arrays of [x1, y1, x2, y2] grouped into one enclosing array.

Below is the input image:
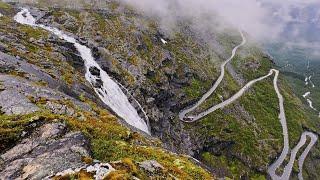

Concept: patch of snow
[[304, 76, 309, 85], [306, 99, 317, 111], [302, 92, 310, 98], [160, 38, 167, 44], [0, 13, 3, 17]]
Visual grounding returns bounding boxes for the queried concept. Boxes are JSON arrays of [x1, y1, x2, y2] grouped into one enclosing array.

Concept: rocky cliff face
[[0, 1, 320, 179]]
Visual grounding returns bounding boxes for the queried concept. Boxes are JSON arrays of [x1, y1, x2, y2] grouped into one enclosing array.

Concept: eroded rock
[[0, 90, 39, 115], [0, 123, 90, 179], [45, 101, 75, 116]]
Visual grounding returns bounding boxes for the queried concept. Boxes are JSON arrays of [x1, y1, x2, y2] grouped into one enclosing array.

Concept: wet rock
[[89, 66, 101, 77], [0, 90, 39, 115], [0, 123, 90, 179], [139, 160, 164, 173], [155, 90, 174, 108], [93, 78, 103, 88]]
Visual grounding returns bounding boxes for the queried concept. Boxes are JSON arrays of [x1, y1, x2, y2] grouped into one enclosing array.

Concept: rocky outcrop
[[53, 162, 115, 180], [0, 4, 214, 180], [139, 160, 164, 174], [0, 123, 90, 179], [0, 90, 39, 115], [0, 51, 93, 114]]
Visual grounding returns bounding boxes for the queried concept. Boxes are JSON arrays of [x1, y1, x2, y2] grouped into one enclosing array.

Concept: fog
[[5, 0, 320, 58], [119, 0, 320, 44], [7, 0, 320, 44]]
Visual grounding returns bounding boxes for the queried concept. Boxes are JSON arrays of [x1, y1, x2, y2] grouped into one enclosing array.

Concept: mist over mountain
[[120, 0, 319, 42], [1, 1, 320, 179]]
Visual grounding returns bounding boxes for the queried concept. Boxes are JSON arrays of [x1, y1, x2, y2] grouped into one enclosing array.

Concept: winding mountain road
[[179, 31, 246, 121], [12, 7, 318, 180], [178, 31, 318, 180]]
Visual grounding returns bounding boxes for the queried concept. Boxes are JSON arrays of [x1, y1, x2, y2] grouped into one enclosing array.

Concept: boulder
[[139, 160, 164, 173]]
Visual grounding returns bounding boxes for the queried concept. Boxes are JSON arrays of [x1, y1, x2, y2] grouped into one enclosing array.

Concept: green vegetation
[[66, 100, 212, 179], [1, 1, 319, 178], [0, 101, 212, 179], [45, 5, 318, 178], [0, 2, 10, 9], [0, 111, 62, 152], [181, 41, 319, 178]]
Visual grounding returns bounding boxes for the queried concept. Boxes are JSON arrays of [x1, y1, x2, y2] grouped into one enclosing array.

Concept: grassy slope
[[2, 1, 319, 179], [41, 4, 320, 179], [184, 41, 320, 178], [0, 2, 212, 179]]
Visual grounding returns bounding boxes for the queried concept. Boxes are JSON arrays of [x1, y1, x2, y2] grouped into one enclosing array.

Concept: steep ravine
[[14, 8, 150, 135], [26, 4, 320, 178], [0, 3, 213, 179], [1, 1, 320, 179]]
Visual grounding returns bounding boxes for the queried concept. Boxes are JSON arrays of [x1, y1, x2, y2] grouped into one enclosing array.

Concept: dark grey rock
[[89, 66, 101, 77]]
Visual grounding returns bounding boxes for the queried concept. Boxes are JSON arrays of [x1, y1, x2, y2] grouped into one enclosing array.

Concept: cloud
[[119, 0, 320, 43]]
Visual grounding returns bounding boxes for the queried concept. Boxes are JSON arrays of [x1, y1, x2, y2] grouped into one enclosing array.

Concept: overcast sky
[[119, 0, 320, 43]]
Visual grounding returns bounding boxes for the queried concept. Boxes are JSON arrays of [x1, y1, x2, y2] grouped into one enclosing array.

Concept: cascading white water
[[14, 8, 150, 134], [13, 7, 319, 179]]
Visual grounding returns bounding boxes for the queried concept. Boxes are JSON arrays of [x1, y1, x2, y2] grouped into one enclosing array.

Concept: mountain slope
[[0, 1, 319, 179], [0, 2, 212, 179]]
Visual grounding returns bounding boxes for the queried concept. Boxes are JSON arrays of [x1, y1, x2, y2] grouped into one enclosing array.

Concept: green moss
[[0, 111, 62, 152], [183, 77, 211, 99], [0, 2, 12, 11], [0, 2, 9, 9], [65, 104, 212, 179], [201, 152, 266, 179], [18, 25, 49, 39]]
